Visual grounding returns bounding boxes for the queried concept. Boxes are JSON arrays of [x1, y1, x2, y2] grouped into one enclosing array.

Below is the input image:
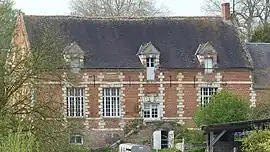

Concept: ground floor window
[[143, 103, 160, 120], [66, 87, 85, 117], [70, 134, 83, 144], [103, 88, 121, 117]]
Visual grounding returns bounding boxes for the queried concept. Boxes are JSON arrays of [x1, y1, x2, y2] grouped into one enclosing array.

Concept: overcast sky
[[13, 0, 207, 16]]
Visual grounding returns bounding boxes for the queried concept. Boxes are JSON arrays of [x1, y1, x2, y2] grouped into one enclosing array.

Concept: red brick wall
[[39, 69, 253, 130], [164, 84, 178, 117], [183, 84, 198, 118], [124, 84, 140, 117]]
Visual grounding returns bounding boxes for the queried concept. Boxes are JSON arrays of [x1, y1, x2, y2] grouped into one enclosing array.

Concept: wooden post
[[209, 132, 214, 152]]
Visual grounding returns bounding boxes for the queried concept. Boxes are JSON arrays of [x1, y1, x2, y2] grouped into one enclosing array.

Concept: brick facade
[[38, 69, 253, 147]]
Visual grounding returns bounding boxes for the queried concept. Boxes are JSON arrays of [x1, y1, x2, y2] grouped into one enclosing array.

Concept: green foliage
[[251, 23, 270, 43], [174, 127, 204, 144], [194, 91, 250, 127], [186, 147, 206, 152], [0, 126, 39, 152], [182, 130, 204, 144], [249, 99, 270, 120], [242, 130, 270, 152], [0, 0, 17, 49], [65, 144, 89, 152]]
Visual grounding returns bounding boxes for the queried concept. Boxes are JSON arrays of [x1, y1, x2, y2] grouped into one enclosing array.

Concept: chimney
[[221, 2, 230, 20]]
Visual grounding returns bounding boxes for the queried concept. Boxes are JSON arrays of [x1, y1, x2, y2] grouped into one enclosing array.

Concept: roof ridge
[[24, 15, 222, 21]]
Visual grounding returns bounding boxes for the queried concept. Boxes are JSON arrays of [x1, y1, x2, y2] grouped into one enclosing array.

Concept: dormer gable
[[63, 42, 84, 55], [137, 42, 160, 67], [63, 42, 84, 73], [137, 42, 160, 56], [195, 42, 218, 73]]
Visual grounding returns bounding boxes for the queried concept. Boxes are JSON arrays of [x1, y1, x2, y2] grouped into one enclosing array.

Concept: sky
[[13, 0, 206, 16]]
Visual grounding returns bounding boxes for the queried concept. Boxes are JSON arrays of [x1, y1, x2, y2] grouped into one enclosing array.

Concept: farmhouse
[[13, 2, 265, 148]]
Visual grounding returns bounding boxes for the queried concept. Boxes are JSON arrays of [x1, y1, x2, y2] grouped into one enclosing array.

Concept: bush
[[65, 144, 89, 152], [182, 130, 204, 144], [242, 130, 270, 152], [0, 128, 39, 152], [186, 147, 206, 152]]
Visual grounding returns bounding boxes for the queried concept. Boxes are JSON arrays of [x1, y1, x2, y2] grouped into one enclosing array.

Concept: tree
[[0, 1, 84, 151], [69, 0, 170, 17], [202, 0, 270, 40], [0, 0, 17, 49], [250, 23, 270, 42], [194, 91, 250, 127]]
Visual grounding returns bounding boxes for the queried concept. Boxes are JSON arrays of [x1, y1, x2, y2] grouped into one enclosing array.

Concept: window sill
[[70, 143, 83, 145], [143, 118, 161, 122]]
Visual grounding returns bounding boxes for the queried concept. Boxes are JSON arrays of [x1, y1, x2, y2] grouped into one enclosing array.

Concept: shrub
[[186, 147, 206, 152], [65, 144, 89, 152], [0, 128, 39, 152], [242, 130, 270, 152], [194, 91, 250, 127]]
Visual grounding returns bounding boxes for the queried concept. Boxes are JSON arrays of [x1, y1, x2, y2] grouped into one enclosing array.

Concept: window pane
[[66, 88, 84, 117], [70, 136, 76, 143], [75, 136, 82, 144], [144, 110, 150, 118], [201, 87, 217, 107], [102, 88, 120, 117]]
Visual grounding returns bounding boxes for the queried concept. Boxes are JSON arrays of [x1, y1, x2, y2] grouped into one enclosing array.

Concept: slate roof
[[247, 43, 270, 87], [23, 15, 251, 69]]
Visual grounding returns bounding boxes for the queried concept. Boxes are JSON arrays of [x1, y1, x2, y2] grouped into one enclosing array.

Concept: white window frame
[[146, 57, 155, 80], [204, 58, 213, 73], [201, 87, 217, 107], [66, 87, 85, 117], [146, 57, 155, 67], [103, 88, 121, 117], [70, 134, 83, 145], [143, 103, 160, 120]]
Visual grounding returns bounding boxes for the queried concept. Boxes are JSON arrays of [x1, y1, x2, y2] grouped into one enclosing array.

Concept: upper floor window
[[201, 87, 217, 107], [103, 88, 120, 117], [70, 134, 83, 144], [146, 57, 155, 67], [143, 103, 160, 120], [66, 87, 85, 117], [204, 58, 213, 73], [146, 57, 155, 80]]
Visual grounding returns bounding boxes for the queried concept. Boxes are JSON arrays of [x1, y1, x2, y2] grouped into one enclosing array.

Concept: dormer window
[[70, 57, 81, 73], [204, 58, 213, 73], [137, 42, 160, 81], [195, 42, 217, 74], [63, 42, 84, 73]]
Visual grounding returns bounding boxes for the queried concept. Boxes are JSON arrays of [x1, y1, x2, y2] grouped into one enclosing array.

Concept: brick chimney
[[221, 2, 230, 20]]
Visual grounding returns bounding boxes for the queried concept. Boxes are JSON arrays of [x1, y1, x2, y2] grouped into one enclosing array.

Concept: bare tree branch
[[202, 0, 270, 40], [69, 0, 171, 17]]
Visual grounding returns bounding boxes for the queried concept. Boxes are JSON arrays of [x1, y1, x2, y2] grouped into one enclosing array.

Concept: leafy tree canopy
[[194, 91, 250, 127]]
